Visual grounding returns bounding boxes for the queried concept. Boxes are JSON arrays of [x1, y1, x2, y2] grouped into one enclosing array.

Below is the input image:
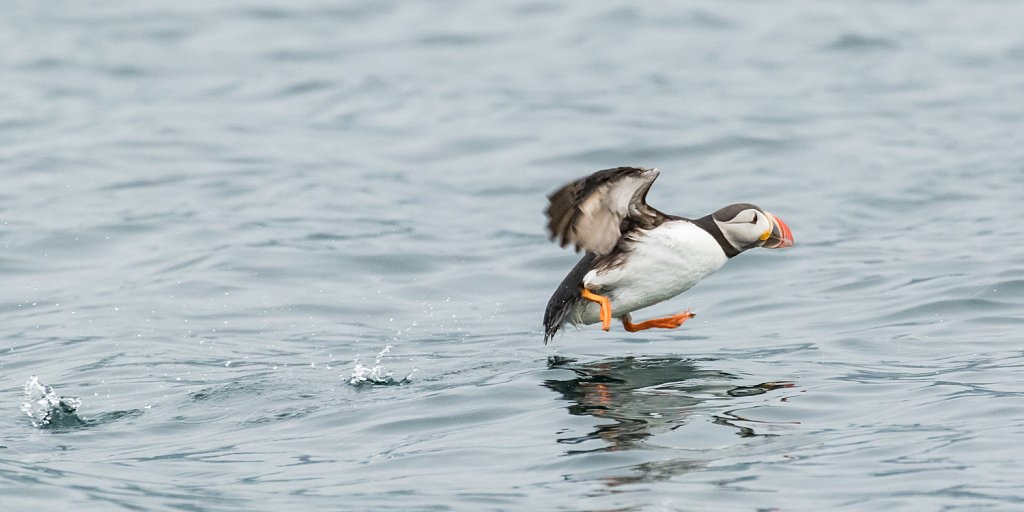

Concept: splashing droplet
[[21, 376, 85, 428], [347, 345, 412, 387]]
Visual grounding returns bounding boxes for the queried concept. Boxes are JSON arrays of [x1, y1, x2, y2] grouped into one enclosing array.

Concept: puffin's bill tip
[[765, 213, 794, 249]]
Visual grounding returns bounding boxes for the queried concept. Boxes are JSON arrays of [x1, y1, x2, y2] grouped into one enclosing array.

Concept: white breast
[[574, 221, 728, 325]]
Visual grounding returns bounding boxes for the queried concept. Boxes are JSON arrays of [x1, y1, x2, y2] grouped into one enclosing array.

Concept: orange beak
[[763, 213, 794, 249]]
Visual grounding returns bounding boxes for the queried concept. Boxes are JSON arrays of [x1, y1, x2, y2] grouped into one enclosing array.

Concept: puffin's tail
[[543, 253, 597, 344], [543, 296, 573, 345]]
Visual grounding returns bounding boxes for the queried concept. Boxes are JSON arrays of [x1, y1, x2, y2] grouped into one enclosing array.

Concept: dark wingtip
[[543, 328, 558, 345]]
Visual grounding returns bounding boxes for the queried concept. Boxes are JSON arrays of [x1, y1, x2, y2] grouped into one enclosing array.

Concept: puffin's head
[[713, 203, 794, 254]]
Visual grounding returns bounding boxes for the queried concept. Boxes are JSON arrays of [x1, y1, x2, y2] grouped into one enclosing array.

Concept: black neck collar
[[693, 215, 740, 258]]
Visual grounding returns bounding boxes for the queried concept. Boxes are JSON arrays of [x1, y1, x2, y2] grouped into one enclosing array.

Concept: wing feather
[[545, 167, 664, 255]]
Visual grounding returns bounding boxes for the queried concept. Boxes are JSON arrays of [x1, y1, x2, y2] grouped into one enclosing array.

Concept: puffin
[[542, 166, 794, 344]]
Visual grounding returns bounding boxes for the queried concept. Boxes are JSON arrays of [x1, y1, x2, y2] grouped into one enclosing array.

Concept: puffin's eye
[[751, 213, 759, 224]]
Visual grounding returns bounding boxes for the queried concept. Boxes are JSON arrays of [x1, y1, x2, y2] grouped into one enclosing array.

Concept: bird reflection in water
[[544, 355, 795, 452]]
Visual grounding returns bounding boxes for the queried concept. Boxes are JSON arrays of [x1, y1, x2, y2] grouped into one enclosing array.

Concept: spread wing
[[545, 167, 665, 256]]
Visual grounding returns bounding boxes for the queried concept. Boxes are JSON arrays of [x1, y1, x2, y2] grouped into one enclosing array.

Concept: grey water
[[2, 1, 1024, 510]]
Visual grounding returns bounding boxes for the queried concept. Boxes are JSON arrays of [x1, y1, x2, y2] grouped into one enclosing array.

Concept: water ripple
[[3, 1, 1024, 510]]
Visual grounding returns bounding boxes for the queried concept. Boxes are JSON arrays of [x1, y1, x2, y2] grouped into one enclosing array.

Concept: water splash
[[348, 345, 414, 387], [21, 376, 86, 428]]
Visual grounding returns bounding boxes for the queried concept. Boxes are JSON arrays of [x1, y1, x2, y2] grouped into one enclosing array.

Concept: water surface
[[2, 1, 1024, 510]]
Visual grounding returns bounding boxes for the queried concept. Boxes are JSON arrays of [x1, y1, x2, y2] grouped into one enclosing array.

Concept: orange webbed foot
[[580, 288, 612, 331], [622, 310, 695, 332]]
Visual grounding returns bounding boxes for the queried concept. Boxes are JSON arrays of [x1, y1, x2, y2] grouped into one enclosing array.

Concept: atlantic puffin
[[543, 167, 794, 344]]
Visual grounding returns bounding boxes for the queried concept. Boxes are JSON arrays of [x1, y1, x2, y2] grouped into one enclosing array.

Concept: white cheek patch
[[717, 215, 765, 251], [716, 219, 743, 250]]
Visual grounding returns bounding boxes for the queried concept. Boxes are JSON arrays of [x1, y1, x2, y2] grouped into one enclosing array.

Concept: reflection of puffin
[[543, 167, 794, 344], [544, 356, 726, 450], [543, 356, 795, 452]]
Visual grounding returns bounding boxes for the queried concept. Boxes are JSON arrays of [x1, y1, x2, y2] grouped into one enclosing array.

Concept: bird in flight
[[543, 167, 794, 344]]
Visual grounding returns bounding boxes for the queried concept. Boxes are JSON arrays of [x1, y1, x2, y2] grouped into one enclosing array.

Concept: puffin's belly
[[578, 221, 728, 323]]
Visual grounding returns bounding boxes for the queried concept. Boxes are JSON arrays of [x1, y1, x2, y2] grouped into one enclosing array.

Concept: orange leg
[[580, 288, 612, 331], [622, 310, 695, 332]]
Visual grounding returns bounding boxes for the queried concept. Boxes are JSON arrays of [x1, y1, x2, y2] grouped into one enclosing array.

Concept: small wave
[[348, 345, 415, 387], [884, 297, 1013, 322], [826, 33, 899, 51], [21, 376, 86, 428]]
